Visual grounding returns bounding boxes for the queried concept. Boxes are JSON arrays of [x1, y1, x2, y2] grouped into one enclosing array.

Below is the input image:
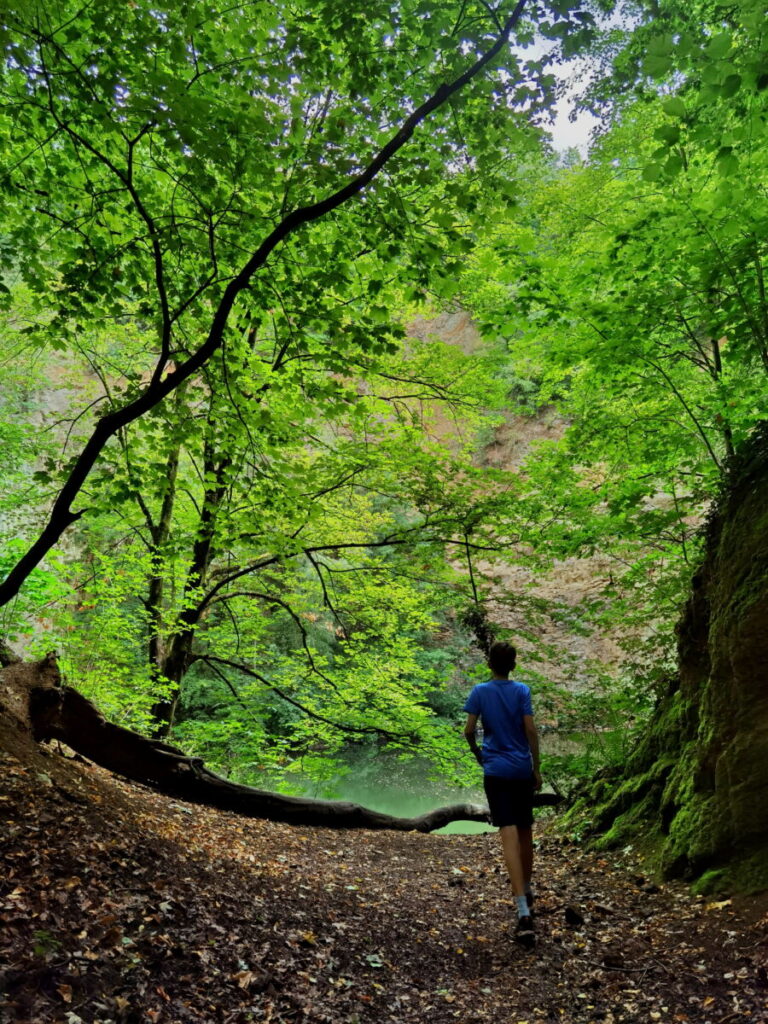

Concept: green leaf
[[720, 73, 742, 98], [654, 124, 680, 146], [641, 162, 664, 182], [643, 55, 673, 78], [662, 96, 687, 119], [716, 152, 739, 176], [665, 153, 684, 176], [705, 32, 732, 60]]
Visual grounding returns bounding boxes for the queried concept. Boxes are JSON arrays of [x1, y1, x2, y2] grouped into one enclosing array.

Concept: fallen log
[[2, 654, 562, 832]]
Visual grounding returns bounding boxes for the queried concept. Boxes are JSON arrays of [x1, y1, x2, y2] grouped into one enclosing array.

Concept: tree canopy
[[0, 0, 605, 786]]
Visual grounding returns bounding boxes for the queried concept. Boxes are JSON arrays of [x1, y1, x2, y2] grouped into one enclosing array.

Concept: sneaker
[[514, 915, 535, 949]]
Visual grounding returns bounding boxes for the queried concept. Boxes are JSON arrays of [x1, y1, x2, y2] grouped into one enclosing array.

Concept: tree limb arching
[[0, 1, 528, 609]]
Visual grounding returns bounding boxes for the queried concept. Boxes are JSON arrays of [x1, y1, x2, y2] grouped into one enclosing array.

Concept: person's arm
[[524, 714, 542, 790], [464, 712, 483, 767]]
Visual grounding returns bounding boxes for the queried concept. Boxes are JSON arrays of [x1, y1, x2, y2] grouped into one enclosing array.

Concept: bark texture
[[565, 424, 768, 892], [1, 658, 560, 832]]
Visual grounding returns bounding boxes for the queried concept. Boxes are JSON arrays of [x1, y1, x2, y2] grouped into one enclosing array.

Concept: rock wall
[[565, 425, 768, 892], [413, 311, 624, 700]]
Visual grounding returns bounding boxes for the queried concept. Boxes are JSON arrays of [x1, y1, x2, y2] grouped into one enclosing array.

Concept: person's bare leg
[[500, 825, 534, 945], [518, 825, 533, 886], [499, 825, 525, 896]]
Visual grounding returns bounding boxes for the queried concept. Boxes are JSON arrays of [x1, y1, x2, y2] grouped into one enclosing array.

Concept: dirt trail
[[1, 732, 767, 1024]]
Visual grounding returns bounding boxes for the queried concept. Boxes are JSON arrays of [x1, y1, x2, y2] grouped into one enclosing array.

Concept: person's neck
[[491, 672, 510, 681]]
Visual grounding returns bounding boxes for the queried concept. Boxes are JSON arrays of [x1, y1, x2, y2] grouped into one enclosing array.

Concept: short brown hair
[[488, 641, 516, 676]]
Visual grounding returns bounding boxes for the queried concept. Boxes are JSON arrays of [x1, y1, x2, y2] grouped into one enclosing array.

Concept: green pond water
[[266, 732, 601, 834], [270, 757, 494, 834]]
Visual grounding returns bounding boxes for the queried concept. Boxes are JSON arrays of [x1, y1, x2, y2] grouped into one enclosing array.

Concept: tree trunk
[[1, 656, 560, 832], [149, 657, 185, 739], [564, 423, 768, 892], [149, 439, 230, 737]]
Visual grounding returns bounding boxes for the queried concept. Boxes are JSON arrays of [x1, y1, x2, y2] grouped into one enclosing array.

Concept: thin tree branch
[[199, 654, 404, 739]]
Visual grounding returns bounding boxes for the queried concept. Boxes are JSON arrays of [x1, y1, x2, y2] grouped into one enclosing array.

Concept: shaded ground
[[1, 735, 767, 1024]]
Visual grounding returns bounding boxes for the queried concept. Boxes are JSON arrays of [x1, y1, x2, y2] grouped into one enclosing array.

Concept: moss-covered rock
[[571, 425, 768, 893]]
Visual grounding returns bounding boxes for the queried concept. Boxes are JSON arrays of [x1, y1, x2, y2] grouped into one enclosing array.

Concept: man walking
[[464, 641, 541, 948]]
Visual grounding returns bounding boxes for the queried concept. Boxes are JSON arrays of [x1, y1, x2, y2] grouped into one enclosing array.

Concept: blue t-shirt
[[463, 678, 533, 779]]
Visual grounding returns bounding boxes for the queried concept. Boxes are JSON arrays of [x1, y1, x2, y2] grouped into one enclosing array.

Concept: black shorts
[[483, 775, 534, 829]]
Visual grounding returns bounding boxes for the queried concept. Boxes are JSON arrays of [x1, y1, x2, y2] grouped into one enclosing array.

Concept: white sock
[[516, 895, 530, 918]]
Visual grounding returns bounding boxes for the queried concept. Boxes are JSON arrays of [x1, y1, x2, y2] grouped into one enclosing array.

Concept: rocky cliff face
[[413, 311, 625, 706], [567, 425, 768, 892]]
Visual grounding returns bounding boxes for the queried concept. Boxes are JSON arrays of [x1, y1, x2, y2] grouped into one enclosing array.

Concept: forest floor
[[1, 731, 768, 1024]]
